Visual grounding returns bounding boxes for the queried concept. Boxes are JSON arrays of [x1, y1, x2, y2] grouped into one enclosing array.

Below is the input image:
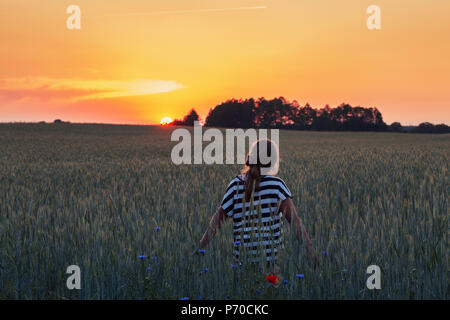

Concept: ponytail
[[244, 165, 261, 202]]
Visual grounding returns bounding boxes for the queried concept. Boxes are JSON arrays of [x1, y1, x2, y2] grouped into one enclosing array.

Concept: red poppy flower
[[266, 274, 278, 285]]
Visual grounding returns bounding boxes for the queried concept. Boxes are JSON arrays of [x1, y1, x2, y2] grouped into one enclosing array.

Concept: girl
[[199, 139, 314, 272]]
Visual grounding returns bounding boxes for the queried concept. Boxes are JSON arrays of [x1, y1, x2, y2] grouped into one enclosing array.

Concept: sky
[[0, 0, 449, 125]]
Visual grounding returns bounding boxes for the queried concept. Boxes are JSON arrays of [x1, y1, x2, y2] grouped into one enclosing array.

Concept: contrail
[[95, 6, 267, 17]]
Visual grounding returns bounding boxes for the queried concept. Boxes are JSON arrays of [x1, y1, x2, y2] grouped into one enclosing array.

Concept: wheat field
[[0, 123, 448, 299]]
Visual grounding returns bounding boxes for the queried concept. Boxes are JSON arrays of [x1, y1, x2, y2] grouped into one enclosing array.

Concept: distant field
[[0, 123, 448, 299]]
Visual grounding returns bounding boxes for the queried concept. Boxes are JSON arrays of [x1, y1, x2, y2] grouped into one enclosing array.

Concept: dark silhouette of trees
[[389, 122, 404, 133], [53, 119, 70, 124], [253, 97, 296, 128], [172, 109, 200, 126], [205, 99, 256, 128], [434, 124, 450, 134], [312, 104, 386, 131], [412, 122, 450, 134], [313, 105, 335, 131], [183, 109, 200, 126], [293, 103, 316, 129], [204, 97, 388, 132], [172, 97, 447, 134]]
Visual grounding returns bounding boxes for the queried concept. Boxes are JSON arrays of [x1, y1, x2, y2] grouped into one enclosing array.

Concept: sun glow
[[160, 117, 173, 125]]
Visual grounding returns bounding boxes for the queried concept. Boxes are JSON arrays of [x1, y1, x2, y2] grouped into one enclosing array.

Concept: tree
[[412, 122, 435, 133], [172, 109, 200, 126], [205, 99, 256, 128], [294, 103, 316, 129], [253, 97, 296, 128], [389, 122, 403, 133], [434, 124, 450, 134], [183, 109, 200, 126], [313, 105, 334, 131], [412, 122, 450, 134]]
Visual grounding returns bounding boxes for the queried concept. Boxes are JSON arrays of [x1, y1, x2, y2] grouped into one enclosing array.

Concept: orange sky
[[0, 0, 449, 125]]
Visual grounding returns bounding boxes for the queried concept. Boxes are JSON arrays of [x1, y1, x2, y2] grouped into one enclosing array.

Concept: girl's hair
[[242, 139, 278, 202]]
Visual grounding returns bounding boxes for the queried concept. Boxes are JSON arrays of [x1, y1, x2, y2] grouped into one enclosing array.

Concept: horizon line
[[0, 120, 448, 127]]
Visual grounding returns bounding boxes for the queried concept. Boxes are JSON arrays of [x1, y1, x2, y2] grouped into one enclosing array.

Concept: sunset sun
[[160, 117, 173, 126]]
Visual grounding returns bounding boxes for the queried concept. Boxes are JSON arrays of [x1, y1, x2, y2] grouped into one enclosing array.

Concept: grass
[[0, 123, 448, 299]]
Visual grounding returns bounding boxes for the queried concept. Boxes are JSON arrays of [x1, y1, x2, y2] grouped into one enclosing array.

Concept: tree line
[[170, 97, 450, 133]]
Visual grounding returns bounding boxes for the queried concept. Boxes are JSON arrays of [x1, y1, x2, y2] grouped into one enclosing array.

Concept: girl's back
[[221, 174, 292, 263]]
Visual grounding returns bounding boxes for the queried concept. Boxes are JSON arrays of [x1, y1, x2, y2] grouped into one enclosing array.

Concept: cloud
[[94, 6, 267, 17], [0, 77, 186, 102]]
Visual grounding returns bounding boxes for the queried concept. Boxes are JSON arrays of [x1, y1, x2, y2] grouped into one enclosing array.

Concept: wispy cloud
[[0, 77, 185, 102], [95, 6, 267, 17]]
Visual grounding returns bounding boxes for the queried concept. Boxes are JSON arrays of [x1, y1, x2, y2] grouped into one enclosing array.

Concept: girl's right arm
[[199, 206, 227, 250]]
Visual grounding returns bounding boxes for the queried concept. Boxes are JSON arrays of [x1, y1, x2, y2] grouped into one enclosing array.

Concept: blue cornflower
[[230, 264, 238, 269], [138, 255, 147, 259], [234, 240, 241, 246], [256, 289, 262, 295], [146, 267, 153, 271], [296, 273, 304, 278], [155, 227, 161, 231], [283, 280, 288, 285], [322, 251, 327, 255], [180, 297, 189, 300], [198, 249, 206, 254], [202, 267, 209, 274]]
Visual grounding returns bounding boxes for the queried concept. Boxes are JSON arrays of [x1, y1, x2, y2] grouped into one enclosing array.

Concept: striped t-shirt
[[220, 174, 293, 263]]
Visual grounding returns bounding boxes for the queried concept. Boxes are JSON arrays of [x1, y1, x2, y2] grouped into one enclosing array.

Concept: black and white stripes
[[220, 174, 292, 263]]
